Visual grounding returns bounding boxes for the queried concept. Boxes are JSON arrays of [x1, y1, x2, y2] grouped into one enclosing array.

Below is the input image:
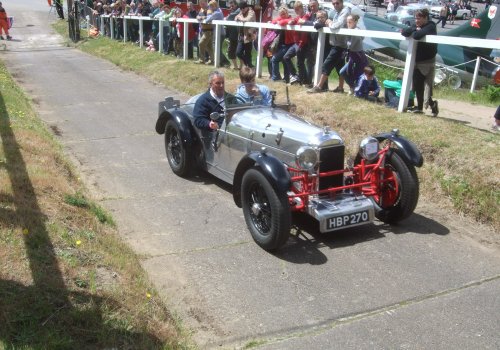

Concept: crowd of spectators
[[83, 0, 411, 105]]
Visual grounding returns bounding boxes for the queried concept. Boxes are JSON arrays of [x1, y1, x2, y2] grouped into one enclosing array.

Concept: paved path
[[2, 2, 500, 349], [435, 99, 497, 131]]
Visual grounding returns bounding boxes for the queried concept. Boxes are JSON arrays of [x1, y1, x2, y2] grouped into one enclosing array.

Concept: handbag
[[269, 32, 280, 54], [262, 30, 278, 53]]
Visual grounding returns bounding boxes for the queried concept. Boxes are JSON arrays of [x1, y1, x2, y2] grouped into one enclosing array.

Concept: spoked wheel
[[370, 149, 419, 223], [165, 119, 193, 177], [241, 169, 291, 251]]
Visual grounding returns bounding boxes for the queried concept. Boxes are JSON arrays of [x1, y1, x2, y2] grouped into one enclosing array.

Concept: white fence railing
[[99, 14, 499, 112]]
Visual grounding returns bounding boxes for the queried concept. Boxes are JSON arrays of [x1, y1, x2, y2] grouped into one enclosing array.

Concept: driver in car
[[235, 66, 272, 106], [193, 70, 229, 131]]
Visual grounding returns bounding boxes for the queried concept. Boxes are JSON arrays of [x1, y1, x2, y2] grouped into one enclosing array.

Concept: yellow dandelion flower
[[146, 292, 151, 299], [22, 228, 29, 235], [76, 240, 82, 246]]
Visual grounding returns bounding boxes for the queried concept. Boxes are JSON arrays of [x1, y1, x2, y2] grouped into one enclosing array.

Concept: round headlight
[[296, 146, 318, 170], [359, 137, 379, 161]]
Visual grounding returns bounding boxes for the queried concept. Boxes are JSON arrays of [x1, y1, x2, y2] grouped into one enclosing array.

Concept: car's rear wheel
[[288, 0, 295, 8], [165, 119, 193, 177], [370, 149, 419, 223], [241, 169, 291, 251], [461, 13, 467, 20]]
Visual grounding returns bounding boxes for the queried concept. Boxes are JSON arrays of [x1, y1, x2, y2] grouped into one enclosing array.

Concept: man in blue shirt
[[194, 71, 228, 130]]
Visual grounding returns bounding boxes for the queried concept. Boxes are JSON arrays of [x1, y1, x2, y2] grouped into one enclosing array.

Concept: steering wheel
[[233, 95, 249, 105]]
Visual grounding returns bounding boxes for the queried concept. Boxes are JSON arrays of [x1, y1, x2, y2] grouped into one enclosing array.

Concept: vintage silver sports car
[[155, 91, 423, 251]]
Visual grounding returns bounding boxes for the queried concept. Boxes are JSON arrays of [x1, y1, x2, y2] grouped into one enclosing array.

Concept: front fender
[[375, 131, 423, 167], [155, 97, 180, 134], [233, 152, 292, 208]]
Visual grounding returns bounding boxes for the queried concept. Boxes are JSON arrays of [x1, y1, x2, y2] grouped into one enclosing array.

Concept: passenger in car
[[235, 66, 272, 106]]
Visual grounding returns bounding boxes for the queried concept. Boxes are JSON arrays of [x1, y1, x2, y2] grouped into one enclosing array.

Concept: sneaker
[[307, 86, 326, 94], [348, 88, 354, 95], [332, 86, 345, 93], [6, 36, 12, 41], [196, 59, 205, 64], [290, 75, 299, 85], [431, 100, 439, 117], [409, 109, 423, 114], [205, 60, 214, 65], [0, 36, 3, 40]]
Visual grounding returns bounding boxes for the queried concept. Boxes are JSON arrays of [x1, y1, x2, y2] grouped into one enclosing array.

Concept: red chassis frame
[[287, 144, 400, 212]]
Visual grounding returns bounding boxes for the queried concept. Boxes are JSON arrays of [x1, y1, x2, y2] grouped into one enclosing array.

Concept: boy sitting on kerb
[[235, 66, 272, 106], [354, 65, 381, 102]]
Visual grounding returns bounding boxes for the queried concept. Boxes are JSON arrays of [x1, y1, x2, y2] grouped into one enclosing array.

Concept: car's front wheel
[[165, 119, 193, 177], [371, 149, 419, 223], [241, 169, 291, 251], [462, 13, 468, 20]]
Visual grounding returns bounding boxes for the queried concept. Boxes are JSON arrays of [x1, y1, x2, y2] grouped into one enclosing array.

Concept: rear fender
[[233, 152, 292, 208], [158, 107, 199, 150], [375, 131, 423, 167]]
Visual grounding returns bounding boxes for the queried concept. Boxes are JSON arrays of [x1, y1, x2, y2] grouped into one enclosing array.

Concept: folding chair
[[48, 0, 57, 18], [48, 0, 66, 19]]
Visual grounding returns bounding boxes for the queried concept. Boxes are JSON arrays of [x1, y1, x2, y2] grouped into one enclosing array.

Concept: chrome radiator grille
[[318, 145, 345, 191]]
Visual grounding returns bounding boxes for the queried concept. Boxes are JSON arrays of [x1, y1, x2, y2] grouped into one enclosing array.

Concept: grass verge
[[55, 27, 499, 234], [0, 60, 192, 348]]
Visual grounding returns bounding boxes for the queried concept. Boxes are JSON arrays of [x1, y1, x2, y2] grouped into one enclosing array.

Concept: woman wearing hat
[[235, 1, 256, 68]]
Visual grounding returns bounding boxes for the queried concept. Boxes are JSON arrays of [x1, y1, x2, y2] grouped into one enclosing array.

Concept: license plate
[[326, 210, 370, 230]]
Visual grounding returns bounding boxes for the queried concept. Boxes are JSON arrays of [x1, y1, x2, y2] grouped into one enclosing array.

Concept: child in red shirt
[[0, 2, 12, 40]]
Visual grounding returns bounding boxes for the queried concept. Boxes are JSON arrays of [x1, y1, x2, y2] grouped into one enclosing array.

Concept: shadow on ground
[[189, 166, 450, 267], [0, 91, 161, 348], [274, 209, 450, 265]]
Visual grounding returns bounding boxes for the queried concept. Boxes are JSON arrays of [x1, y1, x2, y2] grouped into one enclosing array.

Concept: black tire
[[241, 169, 291, 251], [461, 13, 467, 20], [288, 1, 295, 9], [165, 119, 193, 177], [371, 149, 419, 223]]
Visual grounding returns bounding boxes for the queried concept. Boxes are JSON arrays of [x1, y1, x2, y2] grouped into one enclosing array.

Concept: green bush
[[484, 85, 500, 102]]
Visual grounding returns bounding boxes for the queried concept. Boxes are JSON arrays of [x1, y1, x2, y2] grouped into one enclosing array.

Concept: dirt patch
[[95, 266, 120, 292], [435, 99, 497, 132], [50, 124, 62, 136]]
